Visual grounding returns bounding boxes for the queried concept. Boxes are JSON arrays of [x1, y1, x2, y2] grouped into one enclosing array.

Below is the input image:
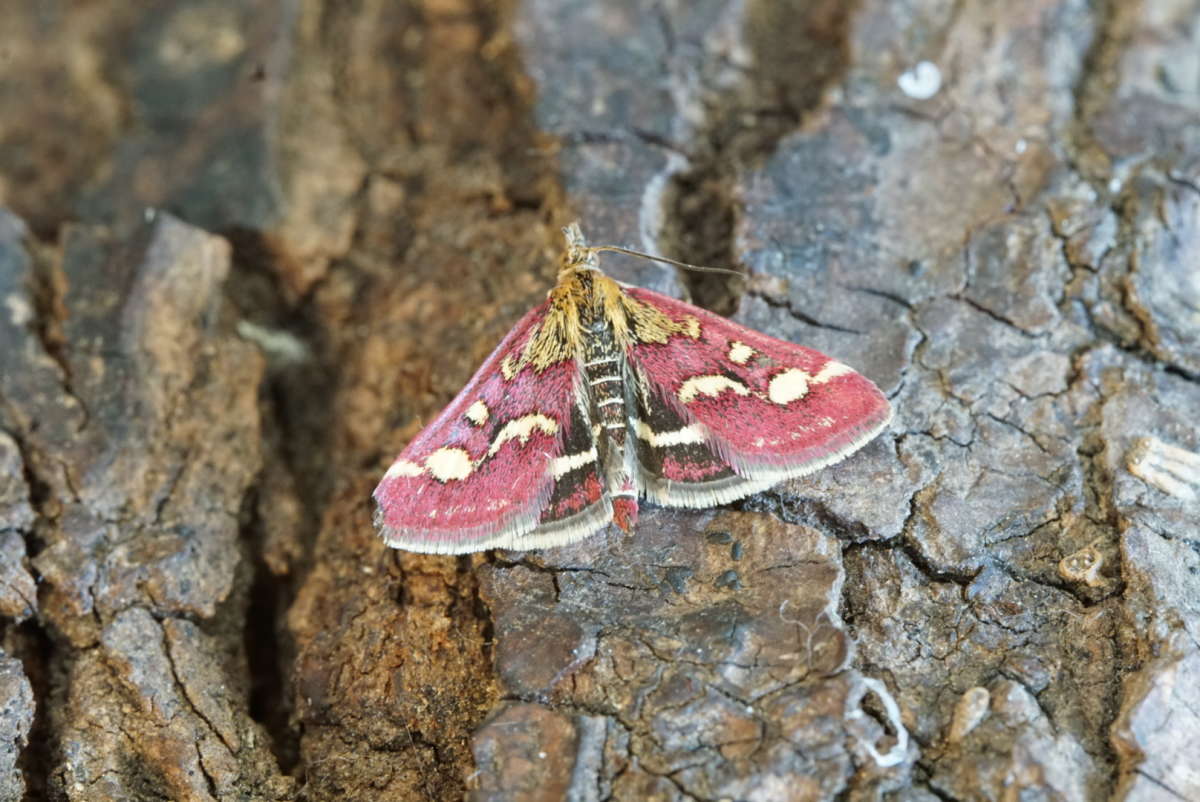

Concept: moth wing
[[623, 287, 892, 507], [373, 302, 609, 554], [515, 396, 615, 550]]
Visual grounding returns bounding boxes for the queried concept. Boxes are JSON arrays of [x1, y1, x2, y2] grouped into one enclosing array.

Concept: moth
[[374, 223, 892, 554]]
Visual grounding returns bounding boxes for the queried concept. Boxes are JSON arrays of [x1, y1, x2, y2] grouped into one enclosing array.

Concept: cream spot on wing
[[812, 360, 854, 384], [425, 447, 474, 481], [550, 447, 598, 479], [384, 459, 424, 479], [500, 355, 519, 381], [768, 368, 810, 405], [487, 413, 559, 457], [727, 341, 755, 364], [465, 399, 489, 426], [678, 375, 751, 404], [635, 420, 707, 447]]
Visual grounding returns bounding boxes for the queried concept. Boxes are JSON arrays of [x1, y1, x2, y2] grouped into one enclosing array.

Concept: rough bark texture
[[1, 1, 1198, 800]]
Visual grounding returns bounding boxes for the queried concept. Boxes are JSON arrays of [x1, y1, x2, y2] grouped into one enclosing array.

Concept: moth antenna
[[591, 245, 748, 281]]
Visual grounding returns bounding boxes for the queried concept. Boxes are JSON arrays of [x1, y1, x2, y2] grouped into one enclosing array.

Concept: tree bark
[[1, 1, 1198, 800]]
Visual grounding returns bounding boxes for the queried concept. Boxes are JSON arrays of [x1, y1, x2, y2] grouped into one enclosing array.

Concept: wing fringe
[[375, 488, 615, 554], [639, 403, 893, 508]]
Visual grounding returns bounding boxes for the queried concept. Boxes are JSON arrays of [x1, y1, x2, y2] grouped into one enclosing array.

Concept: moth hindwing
[[373, 222, 893, 554]]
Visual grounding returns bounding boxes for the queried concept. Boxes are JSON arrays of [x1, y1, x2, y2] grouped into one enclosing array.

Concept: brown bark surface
[[1, 1, 1198, 800]]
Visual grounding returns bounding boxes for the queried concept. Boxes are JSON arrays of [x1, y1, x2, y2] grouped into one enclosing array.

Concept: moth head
[[560, 221, 600, 278]]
